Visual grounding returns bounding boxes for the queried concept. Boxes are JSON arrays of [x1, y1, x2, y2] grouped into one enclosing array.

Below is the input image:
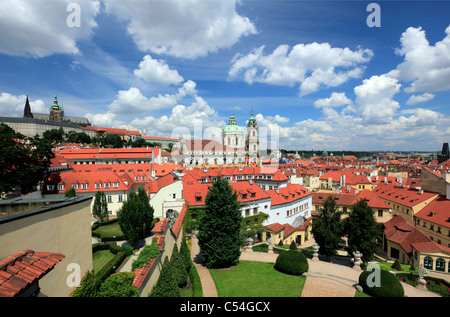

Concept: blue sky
[[0, 0, 449, 152]]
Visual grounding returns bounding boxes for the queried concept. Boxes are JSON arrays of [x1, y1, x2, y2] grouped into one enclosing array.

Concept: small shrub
[[289, 241, 297, 250], [278, 240, 284, 247], [391, 260, 402, 271], [121, 245, 134, 257], [359, 269, 404, 297], [409, 264, 416, 271], [274, 250, 309, 275]]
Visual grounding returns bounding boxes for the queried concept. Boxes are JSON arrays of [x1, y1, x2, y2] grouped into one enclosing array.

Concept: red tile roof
[[0, 250, 64, 297], [132, 235, 165, 290], [182, 177, 270, 207], [171, 203, 187, 238], [373, 183, 437, 207], [266, 184, 311, 206], [145, 173, 180, 194], [383, 215, 431, 254], [312, 192, 357, 206], [414, 196, 450, 229], [355, 189, 390, 209], [265, 217, 312, 238]]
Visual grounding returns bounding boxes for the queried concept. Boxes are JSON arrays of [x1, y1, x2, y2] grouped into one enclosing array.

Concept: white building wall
[[266, 195, 312, 227], [149, 181, 183, 218]]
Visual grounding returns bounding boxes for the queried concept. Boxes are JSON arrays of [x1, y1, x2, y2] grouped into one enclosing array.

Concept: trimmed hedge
[[274, 250, 309, 275], [96, 251, 127, 282], [359, 269, 404, 297]]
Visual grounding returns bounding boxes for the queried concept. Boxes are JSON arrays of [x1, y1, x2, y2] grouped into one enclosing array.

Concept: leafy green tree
[[43, 127, 64, 143], [71, 270, 100, 297], [103, 134, 123, 148], [343, 199, 381, 263], [117, 188, 154, 247], [149, 257, 180, 297], [0, 124, 54, 194], [197, 175, 243, 268], [92, 191, 109, 223], [97, 272, 139, 297], [311, 196, 344, 257]]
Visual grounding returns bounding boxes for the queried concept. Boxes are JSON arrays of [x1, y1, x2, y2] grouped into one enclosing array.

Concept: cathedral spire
[[23, 95, 33, 118]]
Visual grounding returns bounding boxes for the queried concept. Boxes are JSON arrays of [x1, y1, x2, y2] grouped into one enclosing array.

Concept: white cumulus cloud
[[390, 25, 450, 93], [228, 43, 372, 96], [103, 0, 256, 59], [0, 93, 46, 117], [134, 55, 184, 85], [0, 0, 100, 58]]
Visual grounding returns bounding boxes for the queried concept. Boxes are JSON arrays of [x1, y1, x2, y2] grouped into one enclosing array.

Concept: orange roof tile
[[0, 250, 64, 297]]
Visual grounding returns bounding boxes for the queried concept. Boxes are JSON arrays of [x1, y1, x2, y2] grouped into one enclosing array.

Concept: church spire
[[23, 95, 33, 118], [247, 107, 257, 126]]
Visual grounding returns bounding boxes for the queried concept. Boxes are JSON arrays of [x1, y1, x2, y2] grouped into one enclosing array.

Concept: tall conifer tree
[[197, 175, 243, 268]]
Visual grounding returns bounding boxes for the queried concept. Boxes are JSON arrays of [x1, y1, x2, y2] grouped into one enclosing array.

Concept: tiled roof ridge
[[0, 250, 65, 297]]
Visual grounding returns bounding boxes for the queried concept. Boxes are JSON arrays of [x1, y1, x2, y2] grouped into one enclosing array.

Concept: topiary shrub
[[274, 250, 309, 275], [358, 269, 404, 297], [289, 241, 297, 250], [391, 260, 402, 271]]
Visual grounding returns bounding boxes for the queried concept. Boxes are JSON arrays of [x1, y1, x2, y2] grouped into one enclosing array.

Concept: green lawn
[[93, 250, 116, 272], [376, 262, 417, 273], [93, 221, 123, 239], [209, 261, 306, 297]]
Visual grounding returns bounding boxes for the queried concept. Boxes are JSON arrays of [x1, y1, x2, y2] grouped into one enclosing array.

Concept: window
[[47, 185, 55, 191], [424, 256, 433, 270], [95, 183, 101, 189], [113, 182, 119, 188], [118, 194, 123, 202], [173, 193, 176, 199], [57, 184, 65, 191], [104, 183, 110, 189], [107, 195, 112, 203], [378, 210, 383, 217], [72, 184, 79, 190], [81, 183, 88, 190], [390, 247, 399, 259]]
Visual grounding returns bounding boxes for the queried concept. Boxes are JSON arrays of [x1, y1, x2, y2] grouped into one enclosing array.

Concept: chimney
[[418, 189, 423, 195]]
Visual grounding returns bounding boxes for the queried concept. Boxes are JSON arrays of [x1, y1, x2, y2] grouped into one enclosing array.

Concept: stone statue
[[267, 237, 274, 253], [312, 243, 319, 262], [246, 237, 254, 252], [353, 251, 362, 270], [417, 264, 429, 291]]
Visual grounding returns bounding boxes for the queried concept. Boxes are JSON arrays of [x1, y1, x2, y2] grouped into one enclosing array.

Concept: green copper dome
[[222, 112, 244, 132], [51, 94, 61, 110], [247, 108, 257, 126]]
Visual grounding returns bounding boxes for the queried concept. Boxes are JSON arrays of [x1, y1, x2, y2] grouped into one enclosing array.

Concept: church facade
[[180, 111, 260, 167]]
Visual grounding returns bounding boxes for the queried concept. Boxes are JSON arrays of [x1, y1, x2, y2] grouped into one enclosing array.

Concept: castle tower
[[23, 96, 33, 118], [49, 94, 64, 122], [245, 108, 259, 164]]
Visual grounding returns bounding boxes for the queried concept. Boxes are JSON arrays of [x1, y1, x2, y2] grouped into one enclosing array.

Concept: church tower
[[245, 108, 259, 164], [49, 94, 64, 122], [23, 96, 33, 118]]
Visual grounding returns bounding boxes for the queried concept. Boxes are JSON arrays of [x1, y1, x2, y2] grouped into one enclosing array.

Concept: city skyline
[[0, 1, 449, 152]]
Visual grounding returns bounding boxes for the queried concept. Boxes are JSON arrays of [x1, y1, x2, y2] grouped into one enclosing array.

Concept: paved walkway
[[190, 235, 218, 297], [189, 237, 441, 297]]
